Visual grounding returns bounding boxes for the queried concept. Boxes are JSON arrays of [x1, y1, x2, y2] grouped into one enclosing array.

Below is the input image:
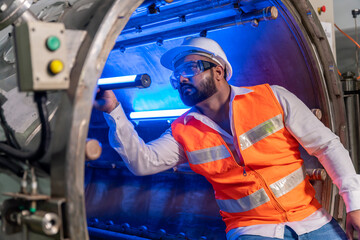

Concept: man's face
[[174, 55, 218, 106]]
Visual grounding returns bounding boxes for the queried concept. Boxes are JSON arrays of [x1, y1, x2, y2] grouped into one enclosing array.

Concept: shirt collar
[[183, 85, 253, 124]]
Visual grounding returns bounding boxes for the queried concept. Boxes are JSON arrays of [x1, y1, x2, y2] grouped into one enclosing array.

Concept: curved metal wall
[[84, 0, 346, 239], [0, 0, 348, 240]]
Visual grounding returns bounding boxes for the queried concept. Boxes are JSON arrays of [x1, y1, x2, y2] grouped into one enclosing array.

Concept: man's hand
[[346, 209, 360, 240], [93, 89, 119, 114]]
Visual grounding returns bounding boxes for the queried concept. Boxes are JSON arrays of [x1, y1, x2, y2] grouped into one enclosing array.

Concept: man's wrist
[[106, 101, 120, 114]]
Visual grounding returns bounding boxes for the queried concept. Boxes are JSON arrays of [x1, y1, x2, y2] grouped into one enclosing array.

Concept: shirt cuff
[[103, 103, 127, 127], [341, 190, 360, 212]]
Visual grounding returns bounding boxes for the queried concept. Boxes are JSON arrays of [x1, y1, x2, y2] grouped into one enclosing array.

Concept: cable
[[355, 18, 359, 76], [0, 109, 21, 149], [0, 92, 51, 163], [334, 24, 360, 49], [0, 155, 24, 177]]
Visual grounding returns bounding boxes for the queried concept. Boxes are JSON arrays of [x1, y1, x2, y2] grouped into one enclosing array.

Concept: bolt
[[135, 26, 142, 33], [0, 3, 7, 12], [148, 3, 160, 15], [251, 19, 259, 28], [156, 38, 163, 46], [200, 30, 207, 37], [179, 15, 186, 23], [139, 225, 148, 232], [177, 232, 186, 238], [311, 109, 322, 120], [106, 220, 114, 225], [120, 222, 130, 232]]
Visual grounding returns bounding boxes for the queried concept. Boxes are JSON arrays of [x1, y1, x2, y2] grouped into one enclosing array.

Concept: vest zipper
[[238, 150, 247, 176], [242, 167, 247, 176], [249, 166, 289, 222], [231, 134, 247, 176]]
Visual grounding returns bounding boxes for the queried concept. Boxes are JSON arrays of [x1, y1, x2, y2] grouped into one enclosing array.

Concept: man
[[94, 37, 360, 239]]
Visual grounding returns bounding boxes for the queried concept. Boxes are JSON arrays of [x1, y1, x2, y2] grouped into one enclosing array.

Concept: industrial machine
[[0, 0, 358, 239]]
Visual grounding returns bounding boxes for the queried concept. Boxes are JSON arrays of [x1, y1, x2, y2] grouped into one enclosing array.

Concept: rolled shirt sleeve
[[271, 85, 360, 213], [103, 103, 187, 176]]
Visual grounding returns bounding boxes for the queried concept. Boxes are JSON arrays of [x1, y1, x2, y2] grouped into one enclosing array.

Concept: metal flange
[[0, 0, 34, 30]]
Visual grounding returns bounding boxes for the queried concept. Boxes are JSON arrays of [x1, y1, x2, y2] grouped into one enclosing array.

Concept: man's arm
[[271, 85, 360, 239], [94, 89, 187, 176]]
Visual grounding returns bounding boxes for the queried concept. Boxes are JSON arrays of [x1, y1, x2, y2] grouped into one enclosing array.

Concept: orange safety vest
[[171, 84, 321, 232]]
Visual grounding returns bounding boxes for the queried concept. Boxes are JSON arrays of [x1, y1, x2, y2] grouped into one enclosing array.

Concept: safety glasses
[[170, 60, 217, 89]]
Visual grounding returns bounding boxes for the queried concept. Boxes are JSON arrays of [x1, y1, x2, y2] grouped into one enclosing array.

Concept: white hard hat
[[160, 37, 233, 81]]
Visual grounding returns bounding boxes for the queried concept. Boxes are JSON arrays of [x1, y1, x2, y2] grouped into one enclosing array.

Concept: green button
[[46, 36, 61, 51]]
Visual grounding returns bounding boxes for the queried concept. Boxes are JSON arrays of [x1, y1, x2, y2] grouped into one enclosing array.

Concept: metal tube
[[0, 0, 36, 30], [344, 94, 360, 173], [115, 7, 279, 49], [22, 211, 61, 236], [239, 6, 278, 23]]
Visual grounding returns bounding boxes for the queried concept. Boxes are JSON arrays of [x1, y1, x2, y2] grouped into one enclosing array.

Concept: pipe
[[0, 0, 36, 30], [115, 6, 279, 49]]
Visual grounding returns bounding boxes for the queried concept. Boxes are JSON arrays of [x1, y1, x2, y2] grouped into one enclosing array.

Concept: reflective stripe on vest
[[187, 145, 231, 165], [239, 114, 284, 150], [270, 166, 306, 198], [216, 166, 306, 213], [216, 189, 270, 213]]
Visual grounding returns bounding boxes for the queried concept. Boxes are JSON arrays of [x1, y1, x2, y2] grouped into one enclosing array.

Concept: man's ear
[[214, 65, 225, 81]]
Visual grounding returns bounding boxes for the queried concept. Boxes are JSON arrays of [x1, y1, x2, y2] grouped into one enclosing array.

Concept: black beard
[[178, 73, 217, 107]]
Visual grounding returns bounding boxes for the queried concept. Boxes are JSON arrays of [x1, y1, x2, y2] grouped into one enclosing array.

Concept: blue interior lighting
[[129, 108, 190, 120], [98, 75, 137, 85]]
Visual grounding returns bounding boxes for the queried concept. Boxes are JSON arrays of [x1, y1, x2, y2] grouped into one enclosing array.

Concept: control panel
[[14, 21, 69, 91], [308, 0, 336, 59]]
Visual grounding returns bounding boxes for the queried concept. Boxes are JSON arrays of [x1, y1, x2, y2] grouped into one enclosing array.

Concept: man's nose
[[179, 75, 190, 84]]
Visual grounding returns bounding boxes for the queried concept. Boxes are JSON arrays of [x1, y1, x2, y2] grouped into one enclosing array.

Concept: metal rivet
[[200, 30, 207, 37], [156, 38, 163, 46], [139, 225, 148, 232], [106, 220, 114, 225], [251, 19, 259, 28], [158, 229, 166, 235], [120, 223, 130, 231], [179, 15, 186, 23], [135, 26, 142, 33], [177, 232, 186, 238]]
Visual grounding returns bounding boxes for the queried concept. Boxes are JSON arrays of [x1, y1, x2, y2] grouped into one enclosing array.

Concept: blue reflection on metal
[[131, 85, 187, 112]]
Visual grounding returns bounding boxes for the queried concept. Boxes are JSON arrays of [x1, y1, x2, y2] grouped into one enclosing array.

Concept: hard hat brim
[[160, 45, 215, 70], [160, 42, 233, 81]]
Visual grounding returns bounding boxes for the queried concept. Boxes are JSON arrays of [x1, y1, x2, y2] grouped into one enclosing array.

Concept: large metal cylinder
[[0, 0, 353, 240]]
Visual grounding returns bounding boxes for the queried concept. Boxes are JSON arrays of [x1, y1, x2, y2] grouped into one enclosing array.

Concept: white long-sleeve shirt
[[103, 85, 360, 239]]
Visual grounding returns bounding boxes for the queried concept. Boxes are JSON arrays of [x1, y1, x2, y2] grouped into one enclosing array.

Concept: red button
[[321, 5, 326, 12]]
